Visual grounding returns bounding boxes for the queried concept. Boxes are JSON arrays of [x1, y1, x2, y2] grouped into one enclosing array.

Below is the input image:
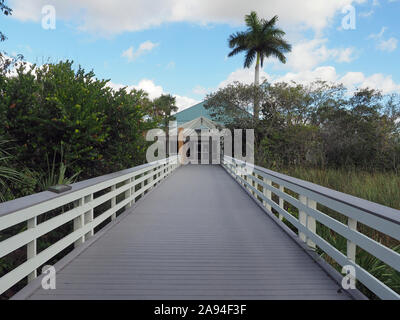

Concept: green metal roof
[[173, 101, 224, 127]]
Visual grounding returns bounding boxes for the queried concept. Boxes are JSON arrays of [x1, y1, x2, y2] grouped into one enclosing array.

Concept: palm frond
[[227, 12, 292, 73], [228, 31, 248, 48], [263, 15, 279, 30], [244, 49, 256, 68], [244, 11, 261, 32], [227, 46, 247, 57]]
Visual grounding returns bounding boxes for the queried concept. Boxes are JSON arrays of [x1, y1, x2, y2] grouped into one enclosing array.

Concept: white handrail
[[222, 155, 400, 300], [0, 156, 180, 296]]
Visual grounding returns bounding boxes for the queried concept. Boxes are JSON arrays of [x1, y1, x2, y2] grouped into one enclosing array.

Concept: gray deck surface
[[28, 165, 350, 300]]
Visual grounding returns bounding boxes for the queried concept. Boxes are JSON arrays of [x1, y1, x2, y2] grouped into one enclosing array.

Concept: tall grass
[[280, 167, 400, 299], [282, 167, 400, 210]]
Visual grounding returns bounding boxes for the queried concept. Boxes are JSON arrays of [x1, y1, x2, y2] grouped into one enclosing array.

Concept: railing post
[[347, 218, 358, 262], [262, 177, 272, 213], [27, 216, 37, 282], [235, 163, 240, 181], [278, 185, 284, 221], [130, 177, 135, 207], [307, 199, 317, 249], [245, 173, 250, 191], [251, 173, 256, 196], [149, 168, 154, 189], [111, 185, 117, 220], [74, 197, 84, 247], [141, 173, 145, 196], [84, 194, 94, 241], [125, 178, 132, 210], [299, 195, 307, 243], [232, 161, 237, 178]]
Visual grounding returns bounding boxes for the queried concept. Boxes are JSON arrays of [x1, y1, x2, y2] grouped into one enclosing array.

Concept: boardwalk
[[21, 165, 350, 300]]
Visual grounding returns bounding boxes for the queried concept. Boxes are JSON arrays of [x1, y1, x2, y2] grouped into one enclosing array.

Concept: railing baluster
[[299, 195, 307, 243], [149, 168, 154, 189], [262, 177, 272, 213], [74, 197, 84, 247], [111, 185, 117, 220], [347, 218, 358, 262], [130, 177, 135, 207], [84, 194, 94, 240], [27, 216, 37, 282], [278, 185, 284, 221], [124, 179, 131, 210], [141, 173, 145, 196], [307, 199, 317, 249]]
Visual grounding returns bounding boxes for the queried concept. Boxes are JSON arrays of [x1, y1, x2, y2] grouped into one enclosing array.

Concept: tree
[[227, 12, 291, 118], [1, 60, 153, 180], [152, 94, 178, 156], [0, 0, 12, 42], [152, 94, 178, 128], [205, 80, 400, 170]]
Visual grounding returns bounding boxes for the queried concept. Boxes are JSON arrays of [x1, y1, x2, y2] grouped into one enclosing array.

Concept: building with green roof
[[173, 101, 224, 128]]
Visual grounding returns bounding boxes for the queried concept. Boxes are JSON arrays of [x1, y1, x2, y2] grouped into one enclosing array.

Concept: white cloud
[[336, 47, 355, 62], [359, 10, 374, 17], [121, 41, 159, 62], [108, 79, 199, 111], [355, 73, 400, 93], [217, 66, 400, 95], [275, 67, 400, 94], [218, 68, 271, 88], [174, 95, 199, 111], [166, 61, 175, 69], [377, 37, 398, 52], [10, 0, 366, 35], [121, 47, 135, 61], [368, 27, 398, 52], [340, 71, 365, 87], [369, 27, 387, 40], [192, 85, 216, 96], [274, 66, 339, 84], [192, 85, 208, 95], [267, 38, 355, 72]]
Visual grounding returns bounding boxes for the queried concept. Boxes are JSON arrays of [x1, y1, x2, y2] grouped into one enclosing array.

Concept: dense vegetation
[[0, 55, 177, 201], [205, 80, 400, 172]]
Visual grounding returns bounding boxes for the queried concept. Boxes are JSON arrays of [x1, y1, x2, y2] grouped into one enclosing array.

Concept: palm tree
[[228, 12, 292, 118]]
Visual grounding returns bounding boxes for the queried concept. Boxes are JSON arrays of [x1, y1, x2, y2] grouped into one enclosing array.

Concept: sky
[[1, 0, 399, 111]]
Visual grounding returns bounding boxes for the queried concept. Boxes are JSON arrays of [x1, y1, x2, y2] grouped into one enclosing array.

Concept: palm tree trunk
[[254, 52, 260, 119], [254, 52, 260, 86]]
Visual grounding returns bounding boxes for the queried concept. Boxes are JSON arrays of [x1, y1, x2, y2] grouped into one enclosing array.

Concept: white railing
[[0, 156, 179, 296], [222, 156, 400, 300]]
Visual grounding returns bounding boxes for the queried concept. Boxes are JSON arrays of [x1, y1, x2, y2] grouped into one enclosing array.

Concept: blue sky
[[1, 0, 399, 110]]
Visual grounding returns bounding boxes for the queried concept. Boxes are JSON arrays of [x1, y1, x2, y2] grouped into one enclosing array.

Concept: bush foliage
[[0, 56, 159, 200], [205, 80, 400, 172]]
